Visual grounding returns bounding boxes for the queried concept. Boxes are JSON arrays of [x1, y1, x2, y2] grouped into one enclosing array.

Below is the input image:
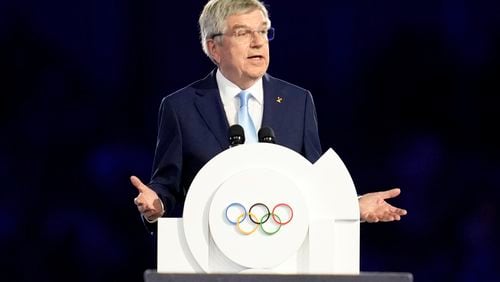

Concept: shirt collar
[[216, 69, 263, 105]]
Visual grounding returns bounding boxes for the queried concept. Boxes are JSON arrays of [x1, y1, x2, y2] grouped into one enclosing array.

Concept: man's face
[[208, 9, 270, 89]]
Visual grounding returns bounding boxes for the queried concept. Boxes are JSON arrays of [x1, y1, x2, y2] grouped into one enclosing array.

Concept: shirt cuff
[[144, 200, 165, 223]]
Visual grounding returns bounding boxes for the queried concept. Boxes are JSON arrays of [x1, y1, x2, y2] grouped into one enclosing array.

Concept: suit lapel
[[262, 74, 287, 135], [194, 71, 229, 149]]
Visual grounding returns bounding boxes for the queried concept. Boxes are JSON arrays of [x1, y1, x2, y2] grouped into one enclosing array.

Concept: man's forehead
[[225, 9, 269, 28]]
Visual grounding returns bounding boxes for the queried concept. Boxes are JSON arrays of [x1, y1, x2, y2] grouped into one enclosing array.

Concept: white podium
[[157, 143, 360, 274]]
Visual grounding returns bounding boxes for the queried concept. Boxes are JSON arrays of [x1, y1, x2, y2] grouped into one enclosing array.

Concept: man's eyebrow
[[231, 22, 269, 29], [231, 24, 250, 29]]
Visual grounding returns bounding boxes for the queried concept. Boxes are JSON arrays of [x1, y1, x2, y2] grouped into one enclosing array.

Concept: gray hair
[[199, 0, 271, 61]]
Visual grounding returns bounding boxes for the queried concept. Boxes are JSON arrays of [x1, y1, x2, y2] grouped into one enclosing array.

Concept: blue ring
[[225, 203, 246, 225]]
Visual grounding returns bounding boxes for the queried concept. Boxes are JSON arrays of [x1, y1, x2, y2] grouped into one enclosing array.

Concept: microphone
[[258, 127, 276, 144], [228, 124, 245, 147]]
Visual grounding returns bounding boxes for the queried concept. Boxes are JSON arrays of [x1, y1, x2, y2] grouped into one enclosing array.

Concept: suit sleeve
[[148, 97, 184, 217], [302, 91, 323, 163]]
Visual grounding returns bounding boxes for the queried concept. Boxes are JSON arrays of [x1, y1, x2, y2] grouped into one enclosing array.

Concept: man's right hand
[[130, 175, 165, 222]]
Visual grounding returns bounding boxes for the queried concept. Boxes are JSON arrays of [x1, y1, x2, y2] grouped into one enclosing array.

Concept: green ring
[[260, 213, 281, 235]]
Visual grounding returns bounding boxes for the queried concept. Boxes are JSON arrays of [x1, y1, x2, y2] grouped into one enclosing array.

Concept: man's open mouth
[[248, 55, 264, 59]]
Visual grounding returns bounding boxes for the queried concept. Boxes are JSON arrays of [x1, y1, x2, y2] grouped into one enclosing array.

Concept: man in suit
[[131, 0, 407, 225]]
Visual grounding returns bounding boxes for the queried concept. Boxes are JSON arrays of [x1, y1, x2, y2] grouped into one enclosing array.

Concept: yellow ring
[[236, 212, 259, 235]]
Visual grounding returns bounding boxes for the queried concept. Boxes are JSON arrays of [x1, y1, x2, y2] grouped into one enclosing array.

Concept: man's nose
[[250, 32, 266, 47]]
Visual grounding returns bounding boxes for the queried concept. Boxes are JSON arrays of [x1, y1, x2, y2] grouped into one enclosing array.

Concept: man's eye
[[259, 30, 267, 36], [236, 29, 250, 37]]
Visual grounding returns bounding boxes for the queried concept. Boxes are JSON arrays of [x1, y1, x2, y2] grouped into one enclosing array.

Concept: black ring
[[249, 203, 270, 224]]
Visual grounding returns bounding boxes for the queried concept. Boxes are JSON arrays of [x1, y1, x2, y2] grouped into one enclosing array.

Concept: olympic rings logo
[[225, 203, 294, 235]]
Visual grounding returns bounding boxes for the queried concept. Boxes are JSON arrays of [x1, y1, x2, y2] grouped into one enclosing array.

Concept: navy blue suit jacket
[[148, 70, 322, 217]]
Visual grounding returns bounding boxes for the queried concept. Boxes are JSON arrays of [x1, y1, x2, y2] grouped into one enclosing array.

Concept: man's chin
[[245, 69, 268, 80]]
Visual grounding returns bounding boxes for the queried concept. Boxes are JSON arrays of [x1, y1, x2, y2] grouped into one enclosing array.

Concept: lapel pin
[[276, 96, 283, 103]]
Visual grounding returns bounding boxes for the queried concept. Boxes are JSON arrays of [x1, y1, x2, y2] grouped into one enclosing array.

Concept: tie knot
[[238, 91, 252, 108]]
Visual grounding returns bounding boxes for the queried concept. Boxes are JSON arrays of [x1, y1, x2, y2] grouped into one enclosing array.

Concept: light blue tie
[[238, 91, 258, 143]]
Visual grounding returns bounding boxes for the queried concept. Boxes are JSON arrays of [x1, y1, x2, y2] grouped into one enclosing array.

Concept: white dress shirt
[[216, 69, 264, 132]]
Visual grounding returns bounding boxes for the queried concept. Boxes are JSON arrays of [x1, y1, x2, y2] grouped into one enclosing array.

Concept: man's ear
[[207, 39, 221, 65]]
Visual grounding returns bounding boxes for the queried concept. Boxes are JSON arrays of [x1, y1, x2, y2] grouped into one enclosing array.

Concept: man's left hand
[[358, 188, 407, 223]]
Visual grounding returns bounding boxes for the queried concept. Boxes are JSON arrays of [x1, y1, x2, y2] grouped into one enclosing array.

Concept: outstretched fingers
[[130, 175, 148, 193], [379, 188, 401, 200]]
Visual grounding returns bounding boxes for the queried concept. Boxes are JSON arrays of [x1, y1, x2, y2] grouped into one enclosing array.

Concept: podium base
[[144, 270, 413, 282]]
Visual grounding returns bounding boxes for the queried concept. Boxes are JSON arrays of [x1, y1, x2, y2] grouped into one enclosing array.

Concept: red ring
[[272, 203, 293, 225]]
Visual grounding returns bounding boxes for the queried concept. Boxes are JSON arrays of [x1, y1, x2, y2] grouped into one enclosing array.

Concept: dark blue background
[[1, 0, 499, 281]]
